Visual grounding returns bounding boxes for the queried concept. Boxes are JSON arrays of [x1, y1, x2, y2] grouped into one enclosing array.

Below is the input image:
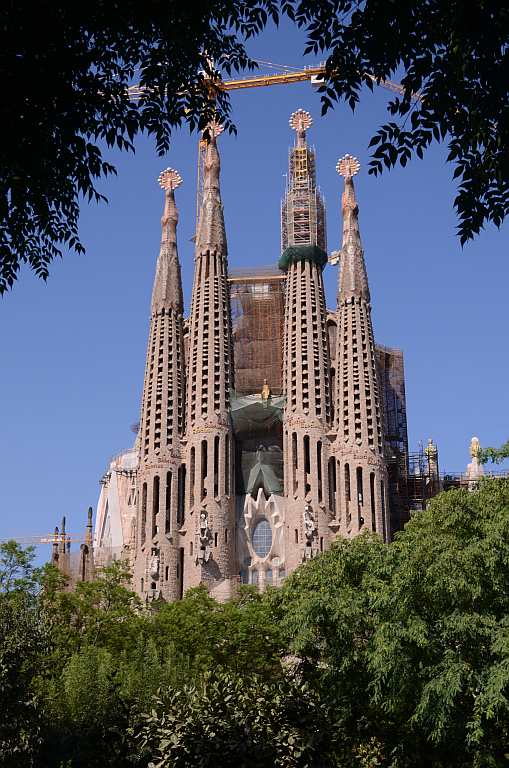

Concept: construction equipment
[[127, 59, 418, 230]]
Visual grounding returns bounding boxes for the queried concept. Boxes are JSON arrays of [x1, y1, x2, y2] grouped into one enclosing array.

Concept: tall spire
[[334, 156, 389, 541], [184, 120, 236, 599], [151, 168, 184, 314], [337, 155, 370, 303], [281, 109, 327, 255], [196, 122, 227, 256], [281, 109, 332, 574], [133, 167, 186, 602]]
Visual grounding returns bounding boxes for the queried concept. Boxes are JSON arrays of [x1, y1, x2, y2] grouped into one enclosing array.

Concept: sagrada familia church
[[52, 110, 485, 599]]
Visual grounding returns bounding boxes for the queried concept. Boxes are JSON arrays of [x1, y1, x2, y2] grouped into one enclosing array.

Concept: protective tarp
[[278, 244, 327, 271]]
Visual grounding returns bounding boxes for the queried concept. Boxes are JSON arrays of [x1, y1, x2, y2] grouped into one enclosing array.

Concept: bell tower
[[280, 110, 332, 572]]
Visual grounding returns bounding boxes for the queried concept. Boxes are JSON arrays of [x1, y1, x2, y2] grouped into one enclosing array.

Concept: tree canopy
[[2, 478, 509, 766], [1, 0, 508, 292]]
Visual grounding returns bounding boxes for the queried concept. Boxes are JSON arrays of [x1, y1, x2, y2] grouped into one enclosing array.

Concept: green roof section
[[278, 244, 328, 272]]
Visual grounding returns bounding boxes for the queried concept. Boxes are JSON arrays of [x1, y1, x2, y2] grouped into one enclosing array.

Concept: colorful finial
[[204, 119, 224, 140], [158, 168, 183, 191], [289, 109, 312, 133], [336, 154, 361, 179]]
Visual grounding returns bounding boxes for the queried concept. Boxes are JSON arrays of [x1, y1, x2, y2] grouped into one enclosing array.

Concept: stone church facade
[[93, 110, 412, 602]]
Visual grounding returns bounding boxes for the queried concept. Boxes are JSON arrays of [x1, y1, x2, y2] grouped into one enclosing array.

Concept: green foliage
[[137, 670, 328, 768], [277, 478, 509, 766], [152, 585, 284, 680], [478, 439, 509, 465], [3, 480, 509, 766], [2, 1, 507, 292], [0, 539, 40, 594], [283, 0, 509, 244], [0, 0, 279, 292]]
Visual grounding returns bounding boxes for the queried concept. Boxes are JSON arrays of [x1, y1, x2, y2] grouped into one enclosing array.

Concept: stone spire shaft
[[151, 180, 184, 314], [184, 124, 236, 600], [281, 110, 332, 573], [334, 155, 389, 541], [338, 171, 370, 302], [134, 168, 186, 602]]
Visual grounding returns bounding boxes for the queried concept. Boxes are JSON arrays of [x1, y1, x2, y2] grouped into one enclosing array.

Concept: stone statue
[[466, 435, 484, 491], [198, 510, 212, 563], [149, 550, 160, 580], [303, 505, 317, 559]]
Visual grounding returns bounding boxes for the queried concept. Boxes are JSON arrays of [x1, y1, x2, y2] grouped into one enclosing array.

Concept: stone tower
[[182, 123, 237, 600], [333, 155, 390, 540], [280, 110, 332, 572], [133, 168, 186, 601]]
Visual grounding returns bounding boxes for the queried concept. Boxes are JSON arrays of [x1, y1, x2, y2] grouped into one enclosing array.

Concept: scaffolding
[[281, 143, 326, 253], [229, 268, 286, 396]]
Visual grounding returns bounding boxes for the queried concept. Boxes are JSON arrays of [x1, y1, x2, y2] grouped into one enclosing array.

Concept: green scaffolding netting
[[278, 244, 328, 272]]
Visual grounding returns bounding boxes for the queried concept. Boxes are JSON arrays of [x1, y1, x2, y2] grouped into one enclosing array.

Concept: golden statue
[[261, 378, 271, 401]]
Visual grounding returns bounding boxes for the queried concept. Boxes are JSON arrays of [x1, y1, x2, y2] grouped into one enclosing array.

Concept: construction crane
[[127, 60, 417, 230]]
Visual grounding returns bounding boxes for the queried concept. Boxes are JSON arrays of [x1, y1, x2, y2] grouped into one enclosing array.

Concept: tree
[[0, 0, 277, 293], [136, 670, 329, 768], [0, 543, 49, 767], [2, 1, 508, 294], [276, 478, 509, 767], [285, 0, 509, 244], [478, 439, 509, 465]]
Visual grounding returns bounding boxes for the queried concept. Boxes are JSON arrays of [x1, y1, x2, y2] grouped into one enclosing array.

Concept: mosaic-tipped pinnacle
[[158, 168, 183, 191], [289, 109, 312, 132], [204, 119, 224, 139], [336, 154, 361, 178]]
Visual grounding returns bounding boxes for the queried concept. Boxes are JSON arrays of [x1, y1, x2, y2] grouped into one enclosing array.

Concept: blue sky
[[1, 21, 507, 548]]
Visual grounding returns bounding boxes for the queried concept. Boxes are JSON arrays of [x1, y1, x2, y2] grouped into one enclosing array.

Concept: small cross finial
[[336, 154, 361, 178], [289, 109, 312, 133], [158, 168, 183, 191]]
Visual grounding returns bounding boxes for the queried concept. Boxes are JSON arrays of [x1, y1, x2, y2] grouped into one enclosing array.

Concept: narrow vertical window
[[370, 472, 376, 532], [344, 464, 351, 503], [328, 457, 336, 516], [304, 435, 311, 475], [165, 471, 172, 534], [214, 435, 219, 498], [225, 435, 230, 496], [152, 475, 160, 538], [317, 441, 323, 503], [201, 440, 208, 499], [381, 480, 387, 542], [304, 435, 311, 494], [356, 467, 363, 505], [292, 432, 298, 493], [178, 548, 184, 600], [141, 482, 147, 545], [189, 447, 195, 508], [177, 465, 186, 524]]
